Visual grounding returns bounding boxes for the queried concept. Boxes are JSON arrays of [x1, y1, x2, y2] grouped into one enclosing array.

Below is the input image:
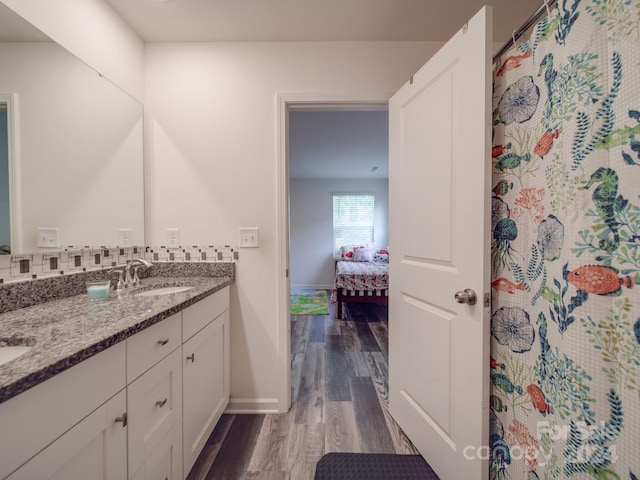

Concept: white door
[[388, 6, 492, 480]]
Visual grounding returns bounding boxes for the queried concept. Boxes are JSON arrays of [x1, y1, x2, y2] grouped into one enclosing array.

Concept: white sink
[[135, 286, 194, 297], [0, 346, 32, 366]]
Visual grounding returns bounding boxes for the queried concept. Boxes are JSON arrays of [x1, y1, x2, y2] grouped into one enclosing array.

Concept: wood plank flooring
[[186, 295, 418, 480]]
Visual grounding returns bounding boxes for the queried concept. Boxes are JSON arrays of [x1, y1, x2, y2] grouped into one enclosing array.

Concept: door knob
[[454, 289, 477, 305]]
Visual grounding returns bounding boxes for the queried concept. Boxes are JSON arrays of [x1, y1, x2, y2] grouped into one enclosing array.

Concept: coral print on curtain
[[491, 1, 640, 479]]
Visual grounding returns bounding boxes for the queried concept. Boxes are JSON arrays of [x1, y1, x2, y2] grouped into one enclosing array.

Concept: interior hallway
[[187, 297, 418, 479]]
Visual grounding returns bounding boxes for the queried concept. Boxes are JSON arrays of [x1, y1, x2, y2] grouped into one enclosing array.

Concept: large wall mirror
[[0, 3, 144, 254]]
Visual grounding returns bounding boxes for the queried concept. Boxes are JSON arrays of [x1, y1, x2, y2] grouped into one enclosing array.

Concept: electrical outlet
[[239, 227, 259, 248], [37, 227, 59, 248], [118, 228, 133, 247], [167, 228, 180, 248]]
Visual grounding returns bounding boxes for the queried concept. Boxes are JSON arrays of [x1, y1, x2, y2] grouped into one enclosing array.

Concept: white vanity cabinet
[[182, 286, 230, 478], [0, 343, 127, 479], [0, 284, 231, 480]]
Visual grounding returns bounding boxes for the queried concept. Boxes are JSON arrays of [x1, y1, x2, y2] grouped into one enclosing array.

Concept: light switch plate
[[118, 228, 133, 247], [37, 227, 59, 248], [166, 228, 180, 248], [239, 227, 259, 248]]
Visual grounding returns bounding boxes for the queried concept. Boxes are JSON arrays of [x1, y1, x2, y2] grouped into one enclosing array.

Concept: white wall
[[290, 178, 388, 289], [0, 0, 144, 102], [145, 41, 443, 410]]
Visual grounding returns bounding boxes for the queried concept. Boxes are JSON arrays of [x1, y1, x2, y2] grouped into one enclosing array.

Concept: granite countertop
[[0, 275, 233, 404]]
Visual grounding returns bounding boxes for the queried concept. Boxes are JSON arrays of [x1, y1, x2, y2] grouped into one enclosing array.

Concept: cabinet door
[[128, 347, 182, 478], [7, 390, 127, 480], [131, 422, 182, 480], [182, 310, 229, 478], [0, 343, 126, 479]]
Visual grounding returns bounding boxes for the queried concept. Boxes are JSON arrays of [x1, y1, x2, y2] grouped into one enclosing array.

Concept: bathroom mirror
[[0, 3, 144, 254]]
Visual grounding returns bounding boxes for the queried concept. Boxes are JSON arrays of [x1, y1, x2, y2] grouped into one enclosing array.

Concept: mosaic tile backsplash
[[0, 245, 238, 284]]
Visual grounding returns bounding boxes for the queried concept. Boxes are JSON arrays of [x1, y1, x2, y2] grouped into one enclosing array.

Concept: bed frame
[[335, 288, 388, 319], [333, 260, 389, 319]]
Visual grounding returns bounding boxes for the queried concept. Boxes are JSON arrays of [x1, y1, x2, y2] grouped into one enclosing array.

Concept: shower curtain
[[491, 1, 640, 479]]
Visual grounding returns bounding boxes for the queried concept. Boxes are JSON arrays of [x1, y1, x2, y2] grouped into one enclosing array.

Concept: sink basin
[[135, 286, 194, 297], [0, 345, 32, 366]]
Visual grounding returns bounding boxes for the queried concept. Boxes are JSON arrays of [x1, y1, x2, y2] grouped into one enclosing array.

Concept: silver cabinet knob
[[454, 289, 477, 305]]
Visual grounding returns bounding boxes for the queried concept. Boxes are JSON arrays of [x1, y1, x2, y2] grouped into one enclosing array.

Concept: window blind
[[332, 193, 374, 249]]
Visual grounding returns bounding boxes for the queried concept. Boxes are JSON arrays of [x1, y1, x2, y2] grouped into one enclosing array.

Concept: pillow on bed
[[339, 245, 356, 261], [354, 247, 375, 262], [374, 252, 389, 263], [339, 244, 369, 261]]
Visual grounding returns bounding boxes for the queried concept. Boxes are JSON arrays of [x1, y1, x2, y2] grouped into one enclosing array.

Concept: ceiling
[[105, 0, 542, 44]]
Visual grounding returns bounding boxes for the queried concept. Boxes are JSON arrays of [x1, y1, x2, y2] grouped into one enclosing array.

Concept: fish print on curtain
[[491, 1, 640, 479]]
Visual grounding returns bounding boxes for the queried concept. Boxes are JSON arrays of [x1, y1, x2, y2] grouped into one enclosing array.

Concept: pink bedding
[[330, 260, 389, 303]]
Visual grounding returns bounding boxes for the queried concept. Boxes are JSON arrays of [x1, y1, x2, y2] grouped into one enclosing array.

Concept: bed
[[330, 245, 389, 319]]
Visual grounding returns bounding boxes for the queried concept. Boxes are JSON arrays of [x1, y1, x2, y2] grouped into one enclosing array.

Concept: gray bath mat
[[314, 453, 439, 480]]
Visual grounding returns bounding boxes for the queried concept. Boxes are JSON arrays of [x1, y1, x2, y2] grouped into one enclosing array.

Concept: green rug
[[290, 289, 330, 315]]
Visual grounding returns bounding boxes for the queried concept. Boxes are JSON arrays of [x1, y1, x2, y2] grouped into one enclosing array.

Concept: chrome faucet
[[109, 258, 153, 290], [124, 258, 152, 287]]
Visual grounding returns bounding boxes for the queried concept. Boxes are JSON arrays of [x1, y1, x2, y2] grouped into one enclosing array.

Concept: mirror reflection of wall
[[0, 104, 8, 253], [0, 4, 144, 254]]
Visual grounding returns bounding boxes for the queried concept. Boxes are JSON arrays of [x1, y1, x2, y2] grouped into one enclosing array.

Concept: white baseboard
[[225, 397, 285, 414], [290, 285, 333, 290]]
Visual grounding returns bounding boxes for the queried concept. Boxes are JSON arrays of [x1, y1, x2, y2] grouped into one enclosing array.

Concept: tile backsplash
[[0, 245, 238, 284]]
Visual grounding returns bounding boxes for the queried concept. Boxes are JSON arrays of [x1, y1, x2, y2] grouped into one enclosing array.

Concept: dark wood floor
[[186, 296, 418, 480]]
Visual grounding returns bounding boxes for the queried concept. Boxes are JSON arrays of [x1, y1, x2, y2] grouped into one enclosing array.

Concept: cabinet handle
[[157, 339, 169, 346], [186, 353, 195, 363], [156, 398, 168, 408], [115, 413, 127, 427]]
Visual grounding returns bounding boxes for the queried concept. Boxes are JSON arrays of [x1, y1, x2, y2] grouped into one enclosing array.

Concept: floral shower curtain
[[490, 1, 639, 479]]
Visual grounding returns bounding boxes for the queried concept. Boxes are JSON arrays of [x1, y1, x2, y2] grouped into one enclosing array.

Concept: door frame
[[0, 93, 21, 254], [276, 93, 391, 412]]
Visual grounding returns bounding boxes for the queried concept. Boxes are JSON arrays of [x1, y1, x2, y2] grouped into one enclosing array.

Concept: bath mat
[[290, 289, 329, 315], [314, 453, 439, 480]]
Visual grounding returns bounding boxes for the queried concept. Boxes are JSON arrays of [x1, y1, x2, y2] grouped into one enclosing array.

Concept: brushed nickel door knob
[[454, 289, 477, 305]]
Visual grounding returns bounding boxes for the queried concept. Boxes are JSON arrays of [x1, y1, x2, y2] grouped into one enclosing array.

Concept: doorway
[[276, 94, 389, 411]]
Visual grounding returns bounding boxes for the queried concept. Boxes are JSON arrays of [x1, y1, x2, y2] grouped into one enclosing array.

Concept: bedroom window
[[332, 193, 374, 249]]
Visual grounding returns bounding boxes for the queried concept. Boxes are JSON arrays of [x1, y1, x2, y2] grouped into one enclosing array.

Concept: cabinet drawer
[[0, 343, 126, 480], [128, 348, 182, 478], [127, 313, 181, 382], [182, 286, 229, 341]]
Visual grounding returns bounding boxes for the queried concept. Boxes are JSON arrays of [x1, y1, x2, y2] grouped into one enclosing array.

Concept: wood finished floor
[[186, 296, 418, 480]]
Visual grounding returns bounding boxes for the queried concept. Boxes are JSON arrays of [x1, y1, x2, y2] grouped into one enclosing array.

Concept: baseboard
[[290, 285, 333, 290], [225, 397, 284, 414]]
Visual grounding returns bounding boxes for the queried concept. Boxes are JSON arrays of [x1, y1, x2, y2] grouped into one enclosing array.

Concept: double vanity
[[0, 262, 234, 480]]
